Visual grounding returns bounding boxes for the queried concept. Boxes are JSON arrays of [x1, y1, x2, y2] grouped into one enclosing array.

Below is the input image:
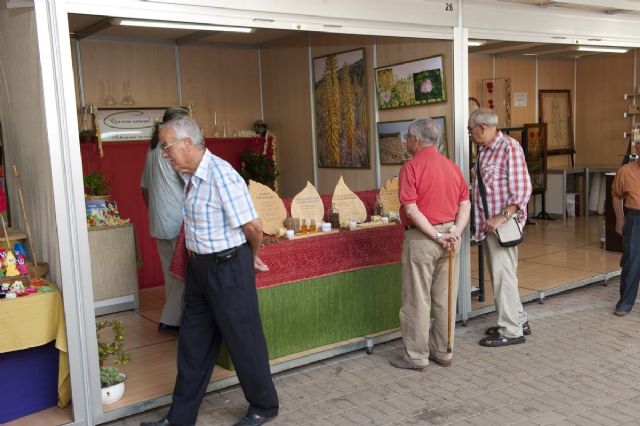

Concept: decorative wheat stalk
[[323, 54, 341, 167], [93, 104, 104, 158], [340, 66, 356, 164]]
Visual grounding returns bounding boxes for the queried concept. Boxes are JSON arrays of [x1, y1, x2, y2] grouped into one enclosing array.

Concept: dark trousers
[[616, 214, 640, 312], [168, 244, 279, 426]]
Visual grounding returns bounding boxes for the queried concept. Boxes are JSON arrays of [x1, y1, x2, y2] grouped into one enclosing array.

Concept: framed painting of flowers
[[375, 55, 446, 110]]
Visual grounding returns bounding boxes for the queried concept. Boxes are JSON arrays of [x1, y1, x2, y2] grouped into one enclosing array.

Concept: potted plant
[[84, 172, 111, 200], [96, 319, 131, 405], [239, 152, 278, 190]]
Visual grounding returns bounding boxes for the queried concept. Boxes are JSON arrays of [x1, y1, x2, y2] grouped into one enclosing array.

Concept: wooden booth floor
[[470, 214, 622, 314], [10, 215, 622, 425]]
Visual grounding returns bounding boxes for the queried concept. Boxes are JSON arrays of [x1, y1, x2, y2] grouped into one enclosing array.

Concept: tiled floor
[[471, 215, 621, 311]]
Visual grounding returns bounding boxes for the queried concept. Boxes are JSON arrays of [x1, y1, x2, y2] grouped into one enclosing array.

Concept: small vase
[[104, 80, 116, 106]]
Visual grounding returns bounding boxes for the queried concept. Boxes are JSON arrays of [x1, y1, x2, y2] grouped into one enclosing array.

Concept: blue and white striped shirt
[[183, 150, 257, 254]]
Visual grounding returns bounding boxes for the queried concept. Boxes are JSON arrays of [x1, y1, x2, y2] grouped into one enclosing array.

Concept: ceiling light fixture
[[576, 46, 628, 53], [468, 40, 485, 47], [111, 18, 255, 33]]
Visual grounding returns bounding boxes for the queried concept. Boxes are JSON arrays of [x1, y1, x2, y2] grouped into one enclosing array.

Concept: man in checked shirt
[[469, 108, 533, 347], [141, 116, 278, 426]]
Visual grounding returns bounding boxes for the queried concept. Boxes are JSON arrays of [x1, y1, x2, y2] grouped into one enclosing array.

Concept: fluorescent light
[[577, 46, 628, 53], [468, 40, 485, 47], [111, 18, 255, 33]]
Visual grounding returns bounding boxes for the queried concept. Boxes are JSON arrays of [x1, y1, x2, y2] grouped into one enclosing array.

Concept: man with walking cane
[[391, 118, 470, 371]]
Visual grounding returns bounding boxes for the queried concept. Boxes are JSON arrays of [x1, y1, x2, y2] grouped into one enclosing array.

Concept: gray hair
[[407, 118, 440, 146], [158, 116, 204, 148], [469, 107, 498, 127]]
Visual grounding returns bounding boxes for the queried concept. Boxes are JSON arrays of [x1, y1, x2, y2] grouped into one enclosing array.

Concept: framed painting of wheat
[[377, 116, 447, 165], [313, 48, 370, 168]]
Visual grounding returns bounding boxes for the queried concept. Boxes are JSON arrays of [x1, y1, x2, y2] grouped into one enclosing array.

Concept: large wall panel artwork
[[539, 89, 574, 156], [375, 55, 446, 110], [313, 48, 370, 169]]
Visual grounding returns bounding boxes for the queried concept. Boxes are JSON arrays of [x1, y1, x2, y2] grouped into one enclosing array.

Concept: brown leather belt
[[187, 243, 246, 263], [626, 208, 640, 216]]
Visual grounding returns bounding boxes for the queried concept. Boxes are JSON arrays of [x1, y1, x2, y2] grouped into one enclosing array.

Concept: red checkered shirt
[[472, 131, 532, 241]]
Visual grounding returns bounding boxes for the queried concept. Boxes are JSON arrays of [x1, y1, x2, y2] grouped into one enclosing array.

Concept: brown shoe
[[390, 358, 427, 371], [428, 353, 452, 367], [613, 309, 629, 316]]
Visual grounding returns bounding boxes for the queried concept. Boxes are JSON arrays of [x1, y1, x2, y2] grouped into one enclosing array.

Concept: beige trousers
[[483, 233, 527, 338], [157, 237, 185, 326], [400, 222, 459, 366]]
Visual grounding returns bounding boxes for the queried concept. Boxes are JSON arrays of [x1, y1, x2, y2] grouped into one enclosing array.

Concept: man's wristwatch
[[434, 231, 443, 241], [501, 209, 512, 220]]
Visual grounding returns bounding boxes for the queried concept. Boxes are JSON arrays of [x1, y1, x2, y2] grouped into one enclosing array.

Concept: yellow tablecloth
[[0, 285, 71, 408]]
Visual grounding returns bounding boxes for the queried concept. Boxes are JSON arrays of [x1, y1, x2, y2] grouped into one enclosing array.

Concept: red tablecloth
[[170, 223, 404, 289]]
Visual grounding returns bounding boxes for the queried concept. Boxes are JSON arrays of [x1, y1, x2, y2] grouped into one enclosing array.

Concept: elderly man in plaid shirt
[[469, 108, 532, 347], [142, 116, 278, 426]]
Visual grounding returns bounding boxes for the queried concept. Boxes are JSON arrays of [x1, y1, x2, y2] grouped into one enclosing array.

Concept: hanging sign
[[97, 108, 165, 141]]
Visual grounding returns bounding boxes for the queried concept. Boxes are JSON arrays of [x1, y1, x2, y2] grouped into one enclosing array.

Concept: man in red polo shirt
[[391, 118, 470, 371]]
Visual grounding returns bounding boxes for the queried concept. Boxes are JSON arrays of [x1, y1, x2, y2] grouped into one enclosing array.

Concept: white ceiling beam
[[545, 0, 640, 12]]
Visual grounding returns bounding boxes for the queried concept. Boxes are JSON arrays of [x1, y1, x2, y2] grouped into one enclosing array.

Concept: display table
[[547, 164, 618, 218], [89, 223, 140, 314], [171, 220, 405, 367], [0, 285, 71, 423]]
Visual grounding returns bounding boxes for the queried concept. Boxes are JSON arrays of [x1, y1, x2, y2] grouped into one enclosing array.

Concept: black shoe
[[479, 332, 525, 347], [140, 416, 174, 426], [484, 321, 531, 336], [233, 412, 277, 426], [158, 323, 180, 334]]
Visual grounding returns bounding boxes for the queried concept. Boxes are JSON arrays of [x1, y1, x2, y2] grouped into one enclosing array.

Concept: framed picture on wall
[[523, 122, 548, 195], [312, 48, 370, 169], [376, 116, 448, 165], [375, 55, 446, 110], [538, 89, 575, 156]]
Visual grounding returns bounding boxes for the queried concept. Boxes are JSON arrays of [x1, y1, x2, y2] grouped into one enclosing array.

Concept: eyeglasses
[[161, 143, 176, 151], [467, 125, 481, 133], [404, 133, 413, 140]]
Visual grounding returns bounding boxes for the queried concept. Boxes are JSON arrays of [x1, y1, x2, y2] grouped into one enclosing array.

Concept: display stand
[[89, 223, 139, 315]]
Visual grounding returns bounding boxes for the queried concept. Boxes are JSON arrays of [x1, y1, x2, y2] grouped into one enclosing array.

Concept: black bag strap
[[475, 159, 490, 221]]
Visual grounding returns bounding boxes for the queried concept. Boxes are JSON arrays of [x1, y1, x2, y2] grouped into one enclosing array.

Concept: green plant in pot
[[239, 152, 278, 190], [97, 319, 131, 404], [84, 172, 111, 199]]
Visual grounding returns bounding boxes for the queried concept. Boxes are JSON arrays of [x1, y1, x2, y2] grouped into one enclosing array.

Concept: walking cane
[[447, 225, 456, 354], [447, 242, 453, 354]]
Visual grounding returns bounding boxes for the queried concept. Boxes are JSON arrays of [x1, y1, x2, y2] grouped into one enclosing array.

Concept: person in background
[[141, 107, 188, 334], [612, 141, 640, 316], [391, 117, 470, 371], [141, 116, 278, 426], [469, 108, 532, 347]]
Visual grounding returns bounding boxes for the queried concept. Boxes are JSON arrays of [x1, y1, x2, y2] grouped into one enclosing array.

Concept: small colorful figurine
[[9, 281, 25, 293], [15, 251, 28, 275], [13, 242, 26, 258], [4, 251, 20, 277]]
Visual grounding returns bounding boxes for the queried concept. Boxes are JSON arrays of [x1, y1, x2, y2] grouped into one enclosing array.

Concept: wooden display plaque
[[248, 180, 287, 235], [290, 181, 325, 223], [379, 177, 400, 214], [331, 176, 367, 223]]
